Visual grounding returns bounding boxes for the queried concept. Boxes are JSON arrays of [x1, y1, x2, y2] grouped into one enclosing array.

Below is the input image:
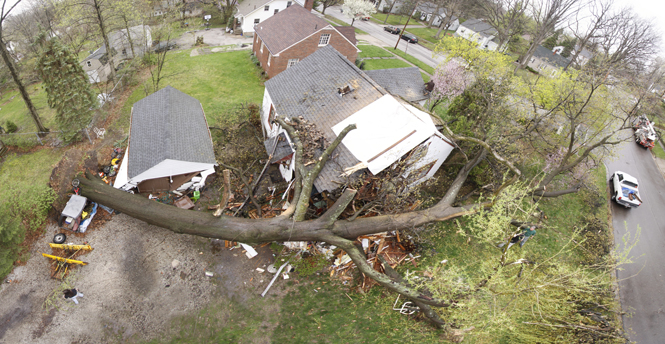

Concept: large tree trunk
[[93, 0, 116, 82], [0, 37, 48, 133]]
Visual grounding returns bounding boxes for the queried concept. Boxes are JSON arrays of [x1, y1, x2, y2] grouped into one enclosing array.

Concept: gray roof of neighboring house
[[236, 0, 274, 16], [459, 18, 497, 37], [109, 25, 150, 48], [264, 132, 294, 163], [84, 44, 107, 62], [265, 45, 387, 191], [574, 44, 593, 59], [533, 45, 570, 69], [127, 86, 216, 179], [364, 67, 428, 102], [255, 5, 347, 55]]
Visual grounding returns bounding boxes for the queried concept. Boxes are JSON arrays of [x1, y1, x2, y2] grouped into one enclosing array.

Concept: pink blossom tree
[[428, 60, 470, 111]]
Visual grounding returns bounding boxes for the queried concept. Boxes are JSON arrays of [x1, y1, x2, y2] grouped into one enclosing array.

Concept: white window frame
[[264, 5, 269, 11], [274, 9, 279, 14], [254, 18, 260, 24], [318, 33, 331, 46], [287, 59, 299, 68], [260, 42, 264, 53], [268, 54, 271, 66]]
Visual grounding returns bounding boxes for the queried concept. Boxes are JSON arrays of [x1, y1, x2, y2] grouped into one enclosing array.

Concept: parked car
[[609, 171, 642, 208], [400, 33, 418, 43], [384, 25, 400, 34], [153, 41, 177, 53]]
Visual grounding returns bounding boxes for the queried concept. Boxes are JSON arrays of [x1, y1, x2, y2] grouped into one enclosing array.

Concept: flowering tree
[[342, 0, 377, 26], [429, 60, 469, 111]]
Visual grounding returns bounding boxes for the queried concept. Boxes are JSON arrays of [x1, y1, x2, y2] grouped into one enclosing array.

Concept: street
[[324, 6, 445, 69], [606, 139, 665, 343]]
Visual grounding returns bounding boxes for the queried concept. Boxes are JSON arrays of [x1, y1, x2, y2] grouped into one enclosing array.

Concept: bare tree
[[435, 0, 465, 38], [476, 0, 530, 52], [0, 0, 48, 133], [515, 0, 581, 71], [563, 0, 613, 71]]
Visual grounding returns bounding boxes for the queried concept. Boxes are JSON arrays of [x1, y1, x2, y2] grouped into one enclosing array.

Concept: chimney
[[304, 0, 314, 11]]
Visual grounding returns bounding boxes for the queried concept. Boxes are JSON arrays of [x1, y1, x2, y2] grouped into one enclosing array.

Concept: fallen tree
[[79, 116, 520, 334]]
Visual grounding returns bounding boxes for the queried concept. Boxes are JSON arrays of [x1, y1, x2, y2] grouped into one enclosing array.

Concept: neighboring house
[[571, 44, 593, 67], [364, 67, 429, 106], [113, 86, 217, 193], [416, 3, 459, 30], [152, 0, 202, 17], [253, 4, 359, 78], [455, 18, 501, 51], [109, 25, 152, 60], [377, 0, 406, 14], [234, 0, 307, 35], [527, 45, 570, 77], [81, 45, 112, 84], [261, 45, 454, 192]]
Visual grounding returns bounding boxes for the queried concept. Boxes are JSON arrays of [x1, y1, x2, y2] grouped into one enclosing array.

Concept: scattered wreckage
[[633, 115, 657, 149]]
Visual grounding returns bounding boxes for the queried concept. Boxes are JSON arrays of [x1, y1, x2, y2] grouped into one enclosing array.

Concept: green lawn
[[406, 28, 454, 44], [116, 49, 265, 131], [358, 44, 395, 58], [389, 48, 436, 74], [0, 84, 57, 133], [362, 58, 412, 70], [652, 141, 665, 159]]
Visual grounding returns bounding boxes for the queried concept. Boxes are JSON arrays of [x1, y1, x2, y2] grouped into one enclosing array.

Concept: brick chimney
[[304, 0, 314, 11]]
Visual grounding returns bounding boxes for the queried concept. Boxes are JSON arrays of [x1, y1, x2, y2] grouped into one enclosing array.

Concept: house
[[233, 0, 307, 35], [113, 86, 217, 193], [261, 45, 454, 192], [455, 18, 501, 51], [253, 4, 358, 78], [109, 25, 152, 60], [571, 44, 593, 67], [364, 67, 429, 106], [527, 45, 570, 77], [81, 45, 112, 84], [416, 3, 459, 30]]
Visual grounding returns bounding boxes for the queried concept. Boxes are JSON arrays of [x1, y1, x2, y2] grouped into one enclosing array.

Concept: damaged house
[[114, 86, 217, 193], [261, 45, 454, 193]]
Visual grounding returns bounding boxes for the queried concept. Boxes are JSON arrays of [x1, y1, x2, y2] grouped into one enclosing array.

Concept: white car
[[609, 171, 642, 208]]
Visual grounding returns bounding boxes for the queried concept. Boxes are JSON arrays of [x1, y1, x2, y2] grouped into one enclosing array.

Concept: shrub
[[5, 120, 17, 133]]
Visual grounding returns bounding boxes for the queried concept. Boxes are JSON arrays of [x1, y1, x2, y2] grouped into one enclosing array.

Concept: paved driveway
[[175, 28, 254, 50], [606, 139, 665, 343]]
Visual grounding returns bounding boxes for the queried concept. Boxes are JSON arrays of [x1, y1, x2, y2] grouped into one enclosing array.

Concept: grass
[[390, 48, 435, 74], [0, 83, 57, 133], [362, 58, 412, 70], [116, 49, 265, 131], [652, 141, 665, 159], [324, 15, 368, 35], [406, 28, 454, 44], [357, 45, 395, 58]]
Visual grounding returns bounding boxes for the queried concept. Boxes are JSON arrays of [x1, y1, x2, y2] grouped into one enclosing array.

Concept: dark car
[[384, 25, 400, 34], [153, 41, 177, 53], [400, 33, 418, 43]]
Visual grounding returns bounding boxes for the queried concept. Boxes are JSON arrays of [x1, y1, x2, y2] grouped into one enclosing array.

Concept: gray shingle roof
[[265, 132, 294, 163], [460, 18, 497, 37], [236, 0, 274, 17], [84, 44, 106, 62], [364, 67, 428, 102], [533, 45, 570, 69], [265, 45, 387, 191], [127, 86, 217, 178], [255, 4, 334, 55], [335, 26, 357, 46]]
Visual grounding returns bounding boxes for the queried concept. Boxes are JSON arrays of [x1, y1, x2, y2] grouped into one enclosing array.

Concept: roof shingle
[[364, 67, 428, 102], [128, 86, 217, 178]]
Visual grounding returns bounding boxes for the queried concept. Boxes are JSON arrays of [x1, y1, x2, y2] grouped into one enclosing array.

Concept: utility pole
[[394, 2, 418, 50]]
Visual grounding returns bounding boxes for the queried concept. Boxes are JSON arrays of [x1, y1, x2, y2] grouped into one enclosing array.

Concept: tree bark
[[0, 37, 48, 133], [93, 0, 116, 83]]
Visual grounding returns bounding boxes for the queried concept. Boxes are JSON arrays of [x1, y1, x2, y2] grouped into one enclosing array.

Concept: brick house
[[252, 3, 358, 78]]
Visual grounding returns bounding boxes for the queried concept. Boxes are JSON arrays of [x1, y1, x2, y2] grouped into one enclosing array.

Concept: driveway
[[175, 27, 253, 50], [606, 139, 665, 343], [323, 6, 445, 69]]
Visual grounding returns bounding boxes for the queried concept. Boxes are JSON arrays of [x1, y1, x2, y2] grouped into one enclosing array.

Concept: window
[[274, 9, 279, 14], [268, 54, 271, 66], [264, 5, 269, 11], [260, 42, 264, 53], [287, 59, 299, 68], [318, 33, 331, 46], [269, 104, 276, 127], [287, 1, 292, 6], [122, 48, 127, 55], [254, 18, 260, 24], [86, 61, 92, 67]]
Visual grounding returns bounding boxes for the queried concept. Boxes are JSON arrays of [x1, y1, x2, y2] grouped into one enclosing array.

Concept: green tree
[[37, 37, 97, 143]]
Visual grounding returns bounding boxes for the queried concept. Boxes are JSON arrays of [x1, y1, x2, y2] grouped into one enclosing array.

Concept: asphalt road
[[606, 139, 665, 343], [324, 6, 446, 69]]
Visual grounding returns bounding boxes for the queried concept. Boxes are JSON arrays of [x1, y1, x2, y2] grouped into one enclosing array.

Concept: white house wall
[[404, 134, 454, 185], [124, 159, 216, 188], [240, 0, 305, 34]]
